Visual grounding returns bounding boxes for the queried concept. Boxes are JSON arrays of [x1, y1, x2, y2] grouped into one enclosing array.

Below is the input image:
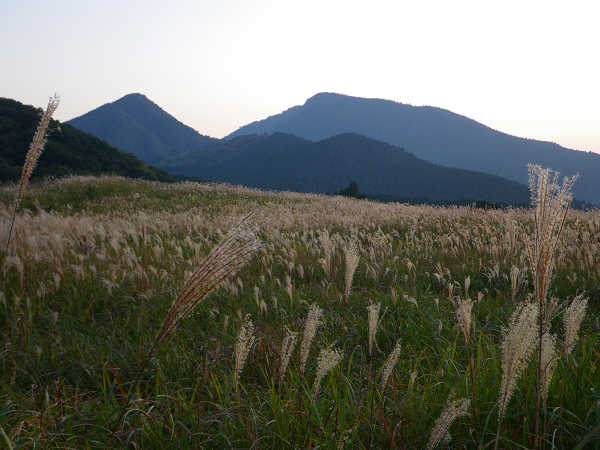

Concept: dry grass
[[0, 173, 598, 448], [367, 302, 381, 356], [233, 314, 256, 390], [427, 398, 470, 449], [299, 303, 322, 374], [311, 346, 343, 401], [497, 302, 539, 425], [149, 213, 262, 358], [525, 164, 579, 448]]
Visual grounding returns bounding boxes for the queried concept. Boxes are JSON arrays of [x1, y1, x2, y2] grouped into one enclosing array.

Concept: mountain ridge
[[63, 91, 597, 204], [161, 130, 531, 204], [227, 92, 598, 203]]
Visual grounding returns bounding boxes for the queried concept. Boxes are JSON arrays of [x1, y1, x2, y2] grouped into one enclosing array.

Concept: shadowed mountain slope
[[161, 131, 530, 204], [227, 92, 597, 203], [67, 93, 217, 163], [0, 98, 172, 182]]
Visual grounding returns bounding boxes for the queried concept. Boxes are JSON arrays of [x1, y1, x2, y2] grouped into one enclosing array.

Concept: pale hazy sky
[[1, 0, 598, 152]]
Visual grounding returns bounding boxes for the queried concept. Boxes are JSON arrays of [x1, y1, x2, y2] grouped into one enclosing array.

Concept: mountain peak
[[67, 94, 217, 163], [304, 92, 343, 103], [111, 93, 163, 111], [115, 92, 150, 102], [303, 92, 403, 108], [303, 92, 365, 108]]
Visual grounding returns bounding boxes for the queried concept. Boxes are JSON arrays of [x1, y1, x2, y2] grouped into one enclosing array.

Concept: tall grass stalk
[[525, 164, 577, 448], [148, 213, 262, 360], [4, 94, 59, 256]]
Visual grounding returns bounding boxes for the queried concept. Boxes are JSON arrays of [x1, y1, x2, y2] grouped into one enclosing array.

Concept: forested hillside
[[0, 98, 173, 182]]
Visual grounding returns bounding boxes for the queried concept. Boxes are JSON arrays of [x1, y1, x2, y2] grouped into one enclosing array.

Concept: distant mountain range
[[228, 92, 599, 204], [67, 93, 217, 163], [161, 131, 530, 204], [48, 91, 600, 205], [0, 98, 172, 182]]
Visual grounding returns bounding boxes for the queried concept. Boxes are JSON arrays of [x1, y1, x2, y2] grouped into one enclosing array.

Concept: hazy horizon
[[2, 0, 598, 152]]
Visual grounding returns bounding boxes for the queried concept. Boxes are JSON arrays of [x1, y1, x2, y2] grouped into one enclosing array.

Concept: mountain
[[0, 97, 172, 182], [161, 131, 530, 204], [67, 93, 217, 163], [227, 92, 599, 204]]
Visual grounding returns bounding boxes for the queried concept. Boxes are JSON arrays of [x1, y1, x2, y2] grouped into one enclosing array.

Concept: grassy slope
[[0, 176, 599, 448]]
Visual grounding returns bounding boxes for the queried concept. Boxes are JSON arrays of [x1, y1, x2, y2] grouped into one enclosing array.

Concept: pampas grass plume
[[525, 164, 577, 325], [279, 327, 298, 383], [498, 302, 538, 423], [456, 298, 473, 345], [149, 213, 262, 358], [318, 229, 333, 276], [367, 302, 381, 356], [380, 338, 401, 391], [541, 332, 558, 408], [234, 314, 255, 390], [5, 94, 60, 255], [300, 303, 322, 373], [344, 243, 359, 301], [426, 398, 470, 450], [510, 266, 520, 303], [312, 347, 343, 401], [564, 294, 587, 358]]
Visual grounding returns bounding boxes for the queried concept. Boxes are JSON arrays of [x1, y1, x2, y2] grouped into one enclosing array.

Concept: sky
[[1, 0, 599, 152]]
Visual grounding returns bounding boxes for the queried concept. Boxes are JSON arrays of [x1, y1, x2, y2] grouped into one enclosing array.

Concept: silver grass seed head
[[279, 327, 298, 383], [525, 164, 578, 316], [318, 229, 333, 275], [510, 266, 520, 302], [498, 302, 539, 423], [380, 338, 402, 391], [456, 297, 473, 345], [300, 303, 323, 373], [16, 94, 60, 206], [344, 243, 360, 300], [233, 314, 256, 390], [541, 332, 558, 407], [312, 346, 343, 401], [564, 294, 587, 358], [426, 398, 470, 450], [150, 213, 262, 357], [367, 302, 381, 356], [285, 274, 293, 302]]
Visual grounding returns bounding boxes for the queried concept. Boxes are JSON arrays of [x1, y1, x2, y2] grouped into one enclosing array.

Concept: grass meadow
[[1, 175, 600, 448]]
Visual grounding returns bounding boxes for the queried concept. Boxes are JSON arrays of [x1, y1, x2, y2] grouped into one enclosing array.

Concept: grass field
[[1, 175, 599, 448]]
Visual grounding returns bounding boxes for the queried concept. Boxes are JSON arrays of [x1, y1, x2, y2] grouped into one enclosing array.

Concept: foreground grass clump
[[1, 175, 600, 448]]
